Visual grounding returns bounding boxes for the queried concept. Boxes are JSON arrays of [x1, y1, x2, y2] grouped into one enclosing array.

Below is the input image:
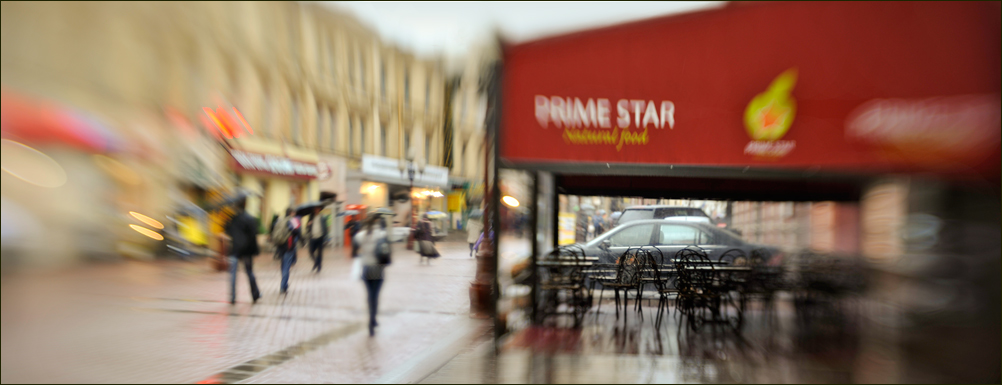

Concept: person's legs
[[310, 239, 323, 272], [364, 279, 384, 335], [228, 255, 239, 304], [243, 256, 260, 302], [280, 249, 293, 294]]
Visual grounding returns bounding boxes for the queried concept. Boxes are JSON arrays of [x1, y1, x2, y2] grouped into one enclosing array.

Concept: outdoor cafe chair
[[538, 245, 591, 328], [592, 247, 648, 324]]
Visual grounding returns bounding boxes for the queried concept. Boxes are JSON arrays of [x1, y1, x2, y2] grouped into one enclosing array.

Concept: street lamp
[[399, 148, 425, 250]]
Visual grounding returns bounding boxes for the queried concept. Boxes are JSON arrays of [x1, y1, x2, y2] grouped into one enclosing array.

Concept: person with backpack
[[272, 208, 302, 295], [224, 198, 261, 305], [352, 216, 391, 336]]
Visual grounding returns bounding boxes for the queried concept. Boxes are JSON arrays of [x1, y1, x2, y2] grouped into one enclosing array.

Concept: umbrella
[[580, 204, 595, 211], [207, 188, 259, 210], [372, 207, 395, 216], [319, 191, 338, 202], [1, 91, 124, 154], [339, 210, 359, 216], [294, 200, 331, 216]]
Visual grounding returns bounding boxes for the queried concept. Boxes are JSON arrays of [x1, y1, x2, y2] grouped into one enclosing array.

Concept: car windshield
[[617, 209, 653, 224]]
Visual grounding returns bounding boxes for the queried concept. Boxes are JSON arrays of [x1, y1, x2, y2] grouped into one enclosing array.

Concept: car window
[[657, 224, 712, 245], [617, 209, 653, 225], [609, 224, 655, 247]]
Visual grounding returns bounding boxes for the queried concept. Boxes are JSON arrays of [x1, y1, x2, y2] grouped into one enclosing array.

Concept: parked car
[[570, 219, 780, 266], [614, 206, 712, 227]]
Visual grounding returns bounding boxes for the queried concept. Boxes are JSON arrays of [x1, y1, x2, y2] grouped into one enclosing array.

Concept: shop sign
[[500, 2, 999, 179], [229, 149, 318, 179], [361, 155, 449, 187]]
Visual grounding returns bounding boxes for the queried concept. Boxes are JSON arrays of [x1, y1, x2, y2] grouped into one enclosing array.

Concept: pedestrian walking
[[352, 216, 391, 336], [306, 207, 329, 273], [415, 213, 440, 264], [271, 208, 301, 295], [224, 198, 261, 305], [466, 216, 483, 257]]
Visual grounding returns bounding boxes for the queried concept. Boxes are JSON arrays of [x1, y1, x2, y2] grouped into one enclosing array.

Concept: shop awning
[[499, 1, 1000, 182]]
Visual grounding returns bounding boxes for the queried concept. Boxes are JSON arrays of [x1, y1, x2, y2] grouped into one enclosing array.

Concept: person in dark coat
[[306, 207, 329, 273], [224, 198, 261, 305]]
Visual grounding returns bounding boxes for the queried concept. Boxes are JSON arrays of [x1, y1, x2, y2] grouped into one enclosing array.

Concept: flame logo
[[744, 69, 798, 141]]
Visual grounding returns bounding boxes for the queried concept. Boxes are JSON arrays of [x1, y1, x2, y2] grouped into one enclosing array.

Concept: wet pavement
[[1, 240, 486, 383], [422, 294, 886, 384]]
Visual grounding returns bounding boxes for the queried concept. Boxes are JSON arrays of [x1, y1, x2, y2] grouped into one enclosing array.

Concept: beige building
[[1, 1, 485, 265]]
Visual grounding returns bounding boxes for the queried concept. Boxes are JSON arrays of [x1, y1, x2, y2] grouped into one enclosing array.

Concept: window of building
[[404, 71, 410, 105], [348, 119, 354, 156], [404, 132, 410, 158], [380, 61, 386, 98], [348, 46, 354, 87], [380, 124, 387, 156], [316, 106, 324, 149], [460, 143, 466, 175], [329, 109, 336, 151], [358, 47, 365, 90], [425, 79, 431, 113], [360, 120, 366, 155], [425, 135, 430, 164]]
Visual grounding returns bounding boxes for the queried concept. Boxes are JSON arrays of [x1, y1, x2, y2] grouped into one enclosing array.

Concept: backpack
[[271, 216, 299, 248], [375, 236, 392, 265]]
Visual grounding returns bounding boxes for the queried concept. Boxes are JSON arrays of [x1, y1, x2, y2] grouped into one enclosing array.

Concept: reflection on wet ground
[[425, 295, 878, 384]]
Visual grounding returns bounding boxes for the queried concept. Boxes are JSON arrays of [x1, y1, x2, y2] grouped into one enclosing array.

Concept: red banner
[[500, 2, 1000, 179]]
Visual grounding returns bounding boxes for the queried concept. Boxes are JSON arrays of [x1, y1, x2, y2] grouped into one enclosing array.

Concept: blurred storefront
[[348, 154, 449, 226], [226, 136, 322, 229]]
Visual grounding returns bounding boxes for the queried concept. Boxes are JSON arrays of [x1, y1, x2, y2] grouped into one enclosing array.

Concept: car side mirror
[[601, 239, 611, 249]]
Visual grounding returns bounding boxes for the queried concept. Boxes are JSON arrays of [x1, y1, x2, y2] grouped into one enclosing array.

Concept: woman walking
[[353, 216, 389, 336]]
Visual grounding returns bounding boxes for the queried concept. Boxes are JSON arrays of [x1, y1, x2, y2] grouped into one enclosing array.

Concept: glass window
[[380, 62, 386, 97], [360, 121, 366, 155], [404, 132, 410, 157], [316, 107, 323, 148], [328, 110, 336, 150], [609, 224, 654, 247], [380, 124, 387, 156], [425, 80, 430, 112], [348, 119, 354, 156], [404, 71, 410, 104], [425, 135, 430, 164], [657, 224, 711, 246]]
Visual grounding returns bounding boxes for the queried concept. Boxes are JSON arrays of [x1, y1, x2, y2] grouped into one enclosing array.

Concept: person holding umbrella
[[224, 196, 261, 305]]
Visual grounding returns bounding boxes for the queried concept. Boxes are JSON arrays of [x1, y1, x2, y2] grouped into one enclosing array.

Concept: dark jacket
[[225, 211, 260, 258]]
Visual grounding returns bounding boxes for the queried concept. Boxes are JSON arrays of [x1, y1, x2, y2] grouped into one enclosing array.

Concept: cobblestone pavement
[[1, 240, 486, 383]]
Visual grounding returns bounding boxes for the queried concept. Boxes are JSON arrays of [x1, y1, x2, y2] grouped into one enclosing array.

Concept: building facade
[[1, 1, 484, 265]]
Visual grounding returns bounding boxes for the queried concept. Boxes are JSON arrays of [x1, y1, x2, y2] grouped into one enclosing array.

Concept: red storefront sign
[[500, 2, 1000, 179], [229, 149, 319, 180]]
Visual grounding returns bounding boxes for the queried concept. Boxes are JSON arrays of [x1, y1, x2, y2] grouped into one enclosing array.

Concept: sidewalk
[[1, 241, 487, 383]]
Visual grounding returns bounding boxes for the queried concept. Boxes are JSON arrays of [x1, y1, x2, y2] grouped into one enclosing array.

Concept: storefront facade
[[227, 136, 321, 228], [347, 154, 450, 226]]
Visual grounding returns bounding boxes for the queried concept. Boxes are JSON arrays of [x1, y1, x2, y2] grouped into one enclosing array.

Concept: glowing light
[[233, 107, 254, 135], [0, 139, 68, 188], [502, 196, 520, 207], [130, 224, 164, 241], [203, 107, 231, 139], [130, 211, 164, 229]]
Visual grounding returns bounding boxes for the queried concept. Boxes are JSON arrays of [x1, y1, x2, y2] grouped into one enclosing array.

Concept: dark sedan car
[[571, 219, 781, 265]]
